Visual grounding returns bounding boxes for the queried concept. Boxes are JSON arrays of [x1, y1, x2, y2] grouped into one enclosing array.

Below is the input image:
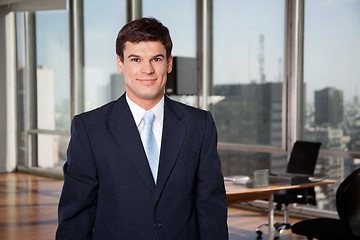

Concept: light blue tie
[[140, 110, 159, 183]]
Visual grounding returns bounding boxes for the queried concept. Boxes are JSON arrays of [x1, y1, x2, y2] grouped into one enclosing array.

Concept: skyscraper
[[213, 82, 283, 176], [37, 66, 57, 168], [314, 87, 344, 128]]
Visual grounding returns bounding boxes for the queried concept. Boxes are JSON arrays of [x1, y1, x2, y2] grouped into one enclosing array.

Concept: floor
[[0, 172, 308, 240]]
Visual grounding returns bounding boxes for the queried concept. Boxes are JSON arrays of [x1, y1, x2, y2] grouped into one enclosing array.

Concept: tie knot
[[143, 110, 155, 126]]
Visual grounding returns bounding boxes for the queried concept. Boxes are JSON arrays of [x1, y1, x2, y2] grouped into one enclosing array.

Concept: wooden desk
[[225, 179, 337, 240]]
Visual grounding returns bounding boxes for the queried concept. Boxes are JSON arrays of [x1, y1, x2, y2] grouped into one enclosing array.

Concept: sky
[[304, 0, 360, 103], [213, 0, 285, 85], [23, 0, 360, 107]]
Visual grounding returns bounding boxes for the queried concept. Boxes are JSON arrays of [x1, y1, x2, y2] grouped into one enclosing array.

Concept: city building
[[314, 87, 344, 128], [213, 82, 283, 175]]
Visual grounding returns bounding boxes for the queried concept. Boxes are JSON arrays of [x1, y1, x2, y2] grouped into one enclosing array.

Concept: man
[[56, 17, 228, 240]]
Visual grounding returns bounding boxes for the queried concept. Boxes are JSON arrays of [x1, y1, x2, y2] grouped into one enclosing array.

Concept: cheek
[[123, 67, 136, 78], [124, 74, 135, 85], [157, 65, 169, 76]]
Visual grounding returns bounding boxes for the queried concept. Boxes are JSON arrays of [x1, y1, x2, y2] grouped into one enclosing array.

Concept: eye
[[152, 57, 162, 62], [130, 58, 140, 62]]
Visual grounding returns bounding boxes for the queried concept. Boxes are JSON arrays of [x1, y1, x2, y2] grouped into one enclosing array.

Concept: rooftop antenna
[[259, 34, 265, 83], [248, 42, 252, 83], [278, 57, 282, 82]]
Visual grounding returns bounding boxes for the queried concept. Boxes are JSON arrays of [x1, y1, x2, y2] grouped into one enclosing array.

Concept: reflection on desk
[[224, 175, 249, 185], [225, 179, 337, 205]]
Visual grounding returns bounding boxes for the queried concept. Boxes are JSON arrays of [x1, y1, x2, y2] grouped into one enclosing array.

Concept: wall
[[0, 6, 17, 172]]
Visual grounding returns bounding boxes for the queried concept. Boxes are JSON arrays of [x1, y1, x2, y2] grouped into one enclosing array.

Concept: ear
[[117, 55, 124, 73], [167, 55, 173, 74]]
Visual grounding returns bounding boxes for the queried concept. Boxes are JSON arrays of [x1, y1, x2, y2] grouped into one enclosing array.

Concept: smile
[[137, 78, 157, 83]]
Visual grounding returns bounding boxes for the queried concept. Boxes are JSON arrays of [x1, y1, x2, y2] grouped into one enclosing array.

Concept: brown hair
[[116, 17, 173, 62]]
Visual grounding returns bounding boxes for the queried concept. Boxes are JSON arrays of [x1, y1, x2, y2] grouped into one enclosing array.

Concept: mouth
[[137, 78, 157, 84]]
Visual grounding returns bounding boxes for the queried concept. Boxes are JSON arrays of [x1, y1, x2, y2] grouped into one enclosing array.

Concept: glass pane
[[36, 9, 70, 131], [143, 0, 197, 106], [84, 0, 126, 111], [37, 134, 70, 170], [303, 0, 360, 156], [16, 12, 26, 166], [212, 0, 285, 146], [313, 156, 360, 211], [220, 149, 287, 177], [303, 1, 360, 209]]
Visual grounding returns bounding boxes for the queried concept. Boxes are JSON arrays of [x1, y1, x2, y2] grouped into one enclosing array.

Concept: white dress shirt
[[126, 94, 164, 151]]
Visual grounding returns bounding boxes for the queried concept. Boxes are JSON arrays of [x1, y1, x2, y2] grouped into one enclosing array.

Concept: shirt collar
[[126, 93, 164, 127]]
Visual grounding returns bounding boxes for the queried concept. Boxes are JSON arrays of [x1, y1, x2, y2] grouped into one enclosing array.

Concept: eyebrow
[[153, 54, 165, 58], [127, 54, 140, 58], [127, 54, 165, 59]]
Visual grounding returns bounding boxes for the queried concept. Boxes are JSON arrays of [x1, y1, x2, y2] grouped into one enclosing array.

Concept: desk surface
[[225, 179, 337, 204]]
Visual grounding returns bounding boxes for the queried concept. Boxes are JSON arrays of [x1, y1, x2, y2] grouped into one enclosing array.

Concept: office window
[[35, 9, 70, 169], [212, 0, 284, 146], [303, 0, 360, 173], [16, 12, 26, 166], [212, 0, 285, 176], [36, 10, 70, 131], [220, 149, 287, 177], [83, 0, 126, 111], [16, 7, 71, 171]]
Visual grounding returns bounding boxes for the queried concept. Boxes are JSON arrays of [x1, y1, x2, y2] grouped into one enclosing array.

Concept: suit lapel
[[108, 95, 155, 191], [154, 97, 186, 204]]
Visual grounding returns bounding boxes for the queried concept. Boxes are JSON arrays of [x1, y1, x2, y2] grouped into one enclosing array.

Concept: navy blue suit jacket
[[56, 94, 228, 240]]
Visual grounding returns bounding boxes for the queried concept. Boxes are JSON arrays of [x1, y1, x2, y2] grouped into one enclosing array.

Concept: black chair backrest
[[336, 167, 360, 236], [287, 141, 322, 175]]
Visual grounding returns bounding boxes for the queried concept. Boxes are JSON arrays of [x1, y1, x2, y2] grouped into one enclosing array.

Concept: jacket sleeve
[[196, 111, 229, 240], [56, 115, 98, 240]]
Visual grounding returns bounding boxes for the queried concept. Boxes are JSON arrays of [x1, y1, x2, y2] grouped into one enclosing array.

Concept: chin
[[139, 90, 163, 99], [141, 94, 162, 100]]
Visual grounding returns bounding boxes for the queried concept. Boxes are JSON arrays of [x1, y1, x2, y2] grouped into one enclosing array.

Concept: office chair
[[256, 141, 322, 239], [291, 167, 360, 240]]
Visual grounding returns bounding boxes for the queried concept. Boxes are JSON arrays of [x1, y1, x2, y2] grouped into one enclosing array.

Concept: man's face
[[117, 41, 173, 108]]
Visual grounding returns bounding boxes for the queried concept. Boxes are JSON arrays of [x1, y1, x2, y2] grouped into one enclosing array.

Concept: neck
[[127, 94, 163, 111]]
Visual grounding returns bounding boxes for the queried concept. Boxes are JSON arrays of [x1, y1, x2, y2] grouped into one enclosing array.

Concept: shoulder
[[68, 101, 116, 137]]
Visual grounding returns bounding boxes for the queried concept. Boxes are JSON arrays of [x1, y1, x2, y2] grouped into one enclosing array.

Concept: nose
[[141, 61, 155, 74]]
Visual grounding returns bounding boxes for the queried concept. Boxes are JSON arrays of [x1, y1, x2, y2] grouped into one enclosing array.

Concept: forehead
[[123, 41, 166, 55]]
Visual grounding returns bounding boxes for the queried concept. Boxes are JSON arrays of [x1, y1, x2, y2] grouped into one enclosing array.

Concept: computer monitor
[[286, 141, 322, 176]]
